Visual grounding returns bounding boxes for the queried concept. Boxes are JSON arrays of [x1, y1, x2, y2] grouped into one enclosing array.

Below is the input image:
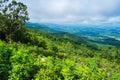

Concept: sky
[[19, 0, 120, 24]]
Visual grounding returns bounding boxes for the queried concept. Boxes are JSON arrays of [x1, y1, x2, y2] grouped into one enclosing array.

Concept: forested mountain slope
[[0, 27, 120, 80], [0, 0, 120, 80], [26, 22, 120, 47]]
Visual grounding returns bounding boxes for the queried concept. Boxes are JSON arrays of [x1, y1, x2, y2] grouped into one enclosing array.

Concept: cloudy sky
[[19, 0, 120, 24]]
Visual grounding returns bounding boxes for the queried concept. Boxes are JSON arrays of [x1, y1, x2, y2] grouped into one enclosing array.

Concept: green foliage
[[0, 32, 120, 79], [2, 0, 29, 23], [0, 0, 120, 80], [0, 0, 29, 43], [0, 0, 9, 13]]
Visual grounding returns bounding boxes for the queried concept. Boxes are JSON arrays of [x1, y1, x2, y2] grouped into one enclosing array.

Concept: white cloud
[[18, 0, 120, 24], [106, 16, 120, 24]]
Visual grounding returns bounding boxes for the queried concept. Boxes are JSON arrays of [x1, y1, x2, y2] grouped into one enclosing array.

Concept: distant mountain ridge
[[26, 22, 120, 47]]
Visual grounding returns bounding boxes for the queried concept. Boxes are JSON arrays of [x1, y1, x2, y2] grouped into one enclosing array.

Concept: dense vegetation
[[26, 22, 120, 47], [0, 0, 120, 80]]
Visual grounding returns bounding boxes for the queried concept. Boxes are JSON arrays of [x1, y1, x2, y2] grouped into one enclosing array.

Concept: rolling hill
[[26, 22, 120, 47]]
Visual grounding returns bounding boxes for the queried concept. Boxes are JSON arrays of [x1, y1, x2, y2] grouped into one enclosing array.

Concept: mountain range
[[26, 22, 120, 47]]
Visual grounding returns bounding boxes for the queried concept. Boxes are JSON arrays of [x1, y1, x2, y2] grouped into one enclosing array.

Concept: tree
[[0, 14, 10, 40], [3, 0, 29, 23], [0, 0, 9, 41], [2, 0, 29, 43], [0, 0, 9, 13]]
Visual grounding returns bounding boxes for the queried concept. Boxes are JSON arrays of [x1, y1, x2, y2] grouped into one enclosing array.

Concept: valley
[[26, 22, 120, 47]]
